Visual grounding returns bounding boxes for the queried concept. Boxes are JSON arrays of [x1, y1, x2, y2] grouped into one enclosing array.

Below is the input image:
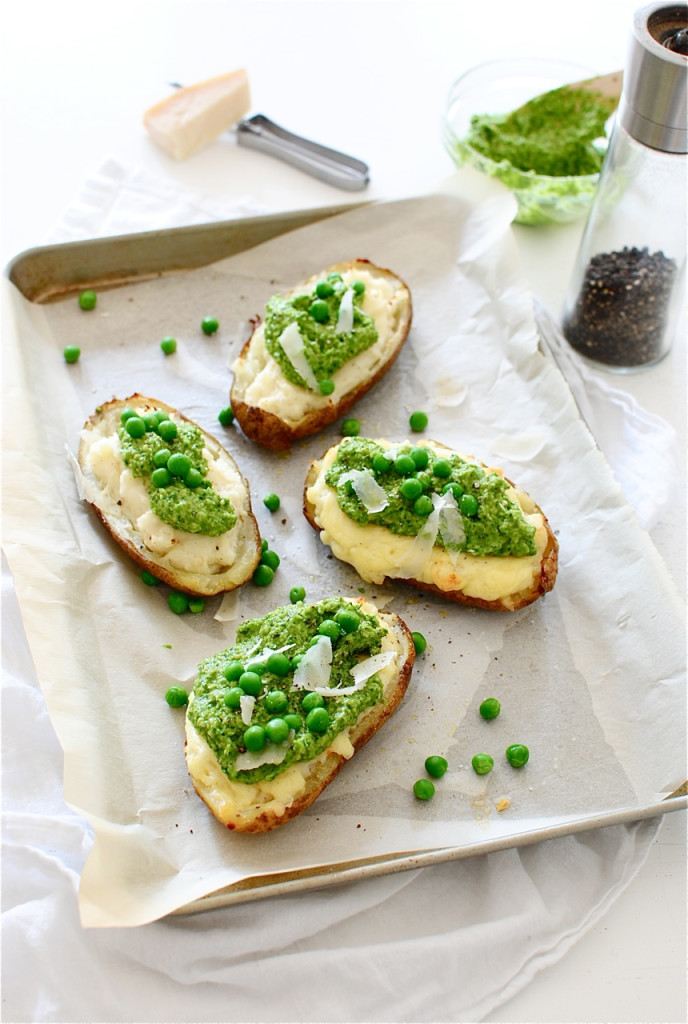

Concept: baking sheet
[[3, 192, 686, 928]]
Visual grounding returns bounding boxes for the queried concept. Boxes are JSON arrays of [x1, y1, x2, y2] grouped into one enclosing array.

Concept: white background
[[1, 2, 686, 1021]]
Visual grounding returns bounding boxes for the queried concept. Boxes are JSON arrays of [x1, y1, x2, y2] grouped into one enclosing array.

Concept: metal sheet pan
[[5, 201, 686, 919]]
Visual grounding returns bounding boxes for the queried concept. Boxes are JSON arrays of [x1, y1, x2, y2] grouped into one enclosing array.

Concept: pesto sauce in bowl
[[325, 438, 536, 557], [264, 275, 378, 389], [188, 599, 387, 784], [119, 415, 237, 536]]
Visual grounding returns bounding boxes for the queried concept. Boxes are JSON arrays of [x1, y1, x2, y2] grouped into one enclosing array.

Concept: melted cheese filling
[[81, 420, 248, 574], [232, 267, 407, 426], [306, 442, 549, 603], [185, 603, 403, 827]]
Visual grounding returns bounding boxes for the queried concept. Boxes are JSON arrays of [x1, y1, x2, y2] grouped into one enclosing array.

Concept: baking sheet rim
[[172, 792, 687, 915]]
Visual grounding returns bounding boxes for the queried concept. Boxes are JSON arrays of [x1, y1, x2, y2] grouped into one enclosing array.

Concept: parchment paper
[[3, 191, 685, 928]]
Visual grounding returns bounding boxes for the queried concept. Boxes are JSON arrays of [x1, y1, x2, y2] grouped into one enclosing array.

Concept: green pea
[[201, 316, 219, 335], [432, 459, 452, 478], [394, 453, 416, 476], [425, 755, 448, 778], [245, 660, 267, 676], [168, 591, 189, 615], [471, 753, 494, 776], [167, 453, 191, 477], [265, 718, 290, 744], [372, 452, 393, 474], [152, 410, 170, 427], [400, 477, 423, 501], [152, 448, 171, 468], [410, 446, 430, 469], [409, 410, 428, 432], [165, 685, 188, 707], [223, 687, 244, 709], [413, 494, 434, 517], [341, 418, 361, 437], [260, 549, 280, 571], [318, 378, 335, 396], [78, 289, 97, 310], [253, 563, 274, 587], [223, 660, 245, 682], [302, 691, 325, 711], [412, 631, 427, 654], [238, 671, 262, 697], [185, 468, 204, 489], [243, 725, 266, 752], [415, 471, 433, 492], [291, 654, 304, 669], [142, 412, 159, 432], [263, 492, 280, 512], [157, 419, 178, 442], [289, 585, 306, 604], [327, 272, 343, 283], [63, 345, 81, 364], [264, 690, 289, 713], [318, 619, 341, 640], [188, 597, 205, 614], [306, 707, 330, 733], [124, 416, 146, 438], [413, 778, 435, 800], [266, 652, 291, 677], [315, 280, 334, 298], [140, 570, 160, 587], [334, 607, 361, 633], [218, 406, 234, 426], [505, 743, 530, 768], [479, 697, 501, 720], [310, 299, 330, 322], [284, 713, 302, 731], [120, 409, 137, 423], [160, 336, 177, 355], [261, 538, 268, 551], [352, 280, 365, 295], [151, 467, 171, 488], [459, 493, 479, 517]]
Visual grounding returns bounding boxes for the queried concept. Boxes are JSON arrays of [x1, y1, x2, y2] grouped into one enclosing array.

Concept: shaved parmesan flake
[[437, 491, 466, 547], [335, 287, 355, 333], [339, 469, 389, 513], [350, 650, 396, 685], [278, 321, 319, 391], [292, 635, 332, 691], [240, 694, 255, 726], [235, 742, 290, 772], [394, 491, 464, 576]]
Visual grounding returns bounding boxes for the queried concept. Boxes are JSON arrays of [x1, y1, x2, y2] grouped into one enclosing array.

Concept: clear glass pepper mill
[[562, 2, 687, 371]]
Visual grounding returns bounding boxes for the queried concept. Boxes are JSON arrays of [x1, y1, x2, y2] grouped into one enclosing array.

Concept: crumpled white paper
[[1, 159, 683, 1022]]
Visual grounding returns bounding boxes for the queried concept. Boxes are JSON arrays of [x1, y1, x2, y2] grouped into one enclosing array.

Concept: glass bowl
[[443, 58, 610, 226]]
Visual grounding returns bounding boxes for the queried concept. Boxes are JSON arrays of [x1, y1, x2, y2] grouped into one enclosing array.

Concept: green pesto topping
[[465, 85, 615, 178], [187, 598, 387, 784], [324, 437, 536, 557], [263, 274, 378, 390], [118, 411, 237, 536]]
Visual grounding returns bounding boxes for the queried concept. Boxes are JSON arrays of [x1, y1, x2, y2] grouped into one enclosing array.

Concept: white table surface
[[1, 2, 686, 1021]]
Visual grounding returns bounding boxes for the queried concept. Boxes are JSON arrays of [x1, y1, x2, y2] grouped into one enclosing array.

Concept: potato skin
[[230, 260, 412, 451], [185, 606, 416, 833], [302, 442, 559, 612], [78, 394, 261, 596]]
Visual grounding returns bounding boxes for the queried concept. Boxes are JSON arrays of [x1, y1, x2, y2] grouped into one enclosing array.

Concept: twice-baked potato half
[[77, 395, 261, 596], [184, 596, 416, 832], [230, 260, 412, 451], [303, 437, 558, 611]]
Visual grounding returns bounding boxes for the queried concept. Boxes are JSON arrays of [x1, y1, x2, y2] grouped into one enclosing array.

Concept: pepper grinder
[[562, 2, 687, 371]]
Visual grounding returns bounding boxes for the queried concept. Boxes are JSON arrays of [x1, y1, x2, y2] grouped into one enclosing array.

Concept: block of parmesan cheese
[[143, 69, 251, 160]]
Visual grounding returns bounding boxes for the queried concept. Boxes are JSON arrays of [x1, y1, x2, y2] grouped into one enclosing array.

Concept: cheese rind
[[143, 69, 251, 160]]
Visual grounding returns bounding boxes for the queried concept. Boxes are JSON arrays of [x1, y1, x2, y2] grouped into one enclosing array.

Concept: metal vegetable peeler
[[235, 113, 369, 191]]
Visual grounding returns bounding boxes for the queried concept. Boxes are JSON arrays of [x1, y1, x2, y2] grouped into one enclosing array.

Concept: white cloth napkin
[[1, 160, 665, 1024]]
